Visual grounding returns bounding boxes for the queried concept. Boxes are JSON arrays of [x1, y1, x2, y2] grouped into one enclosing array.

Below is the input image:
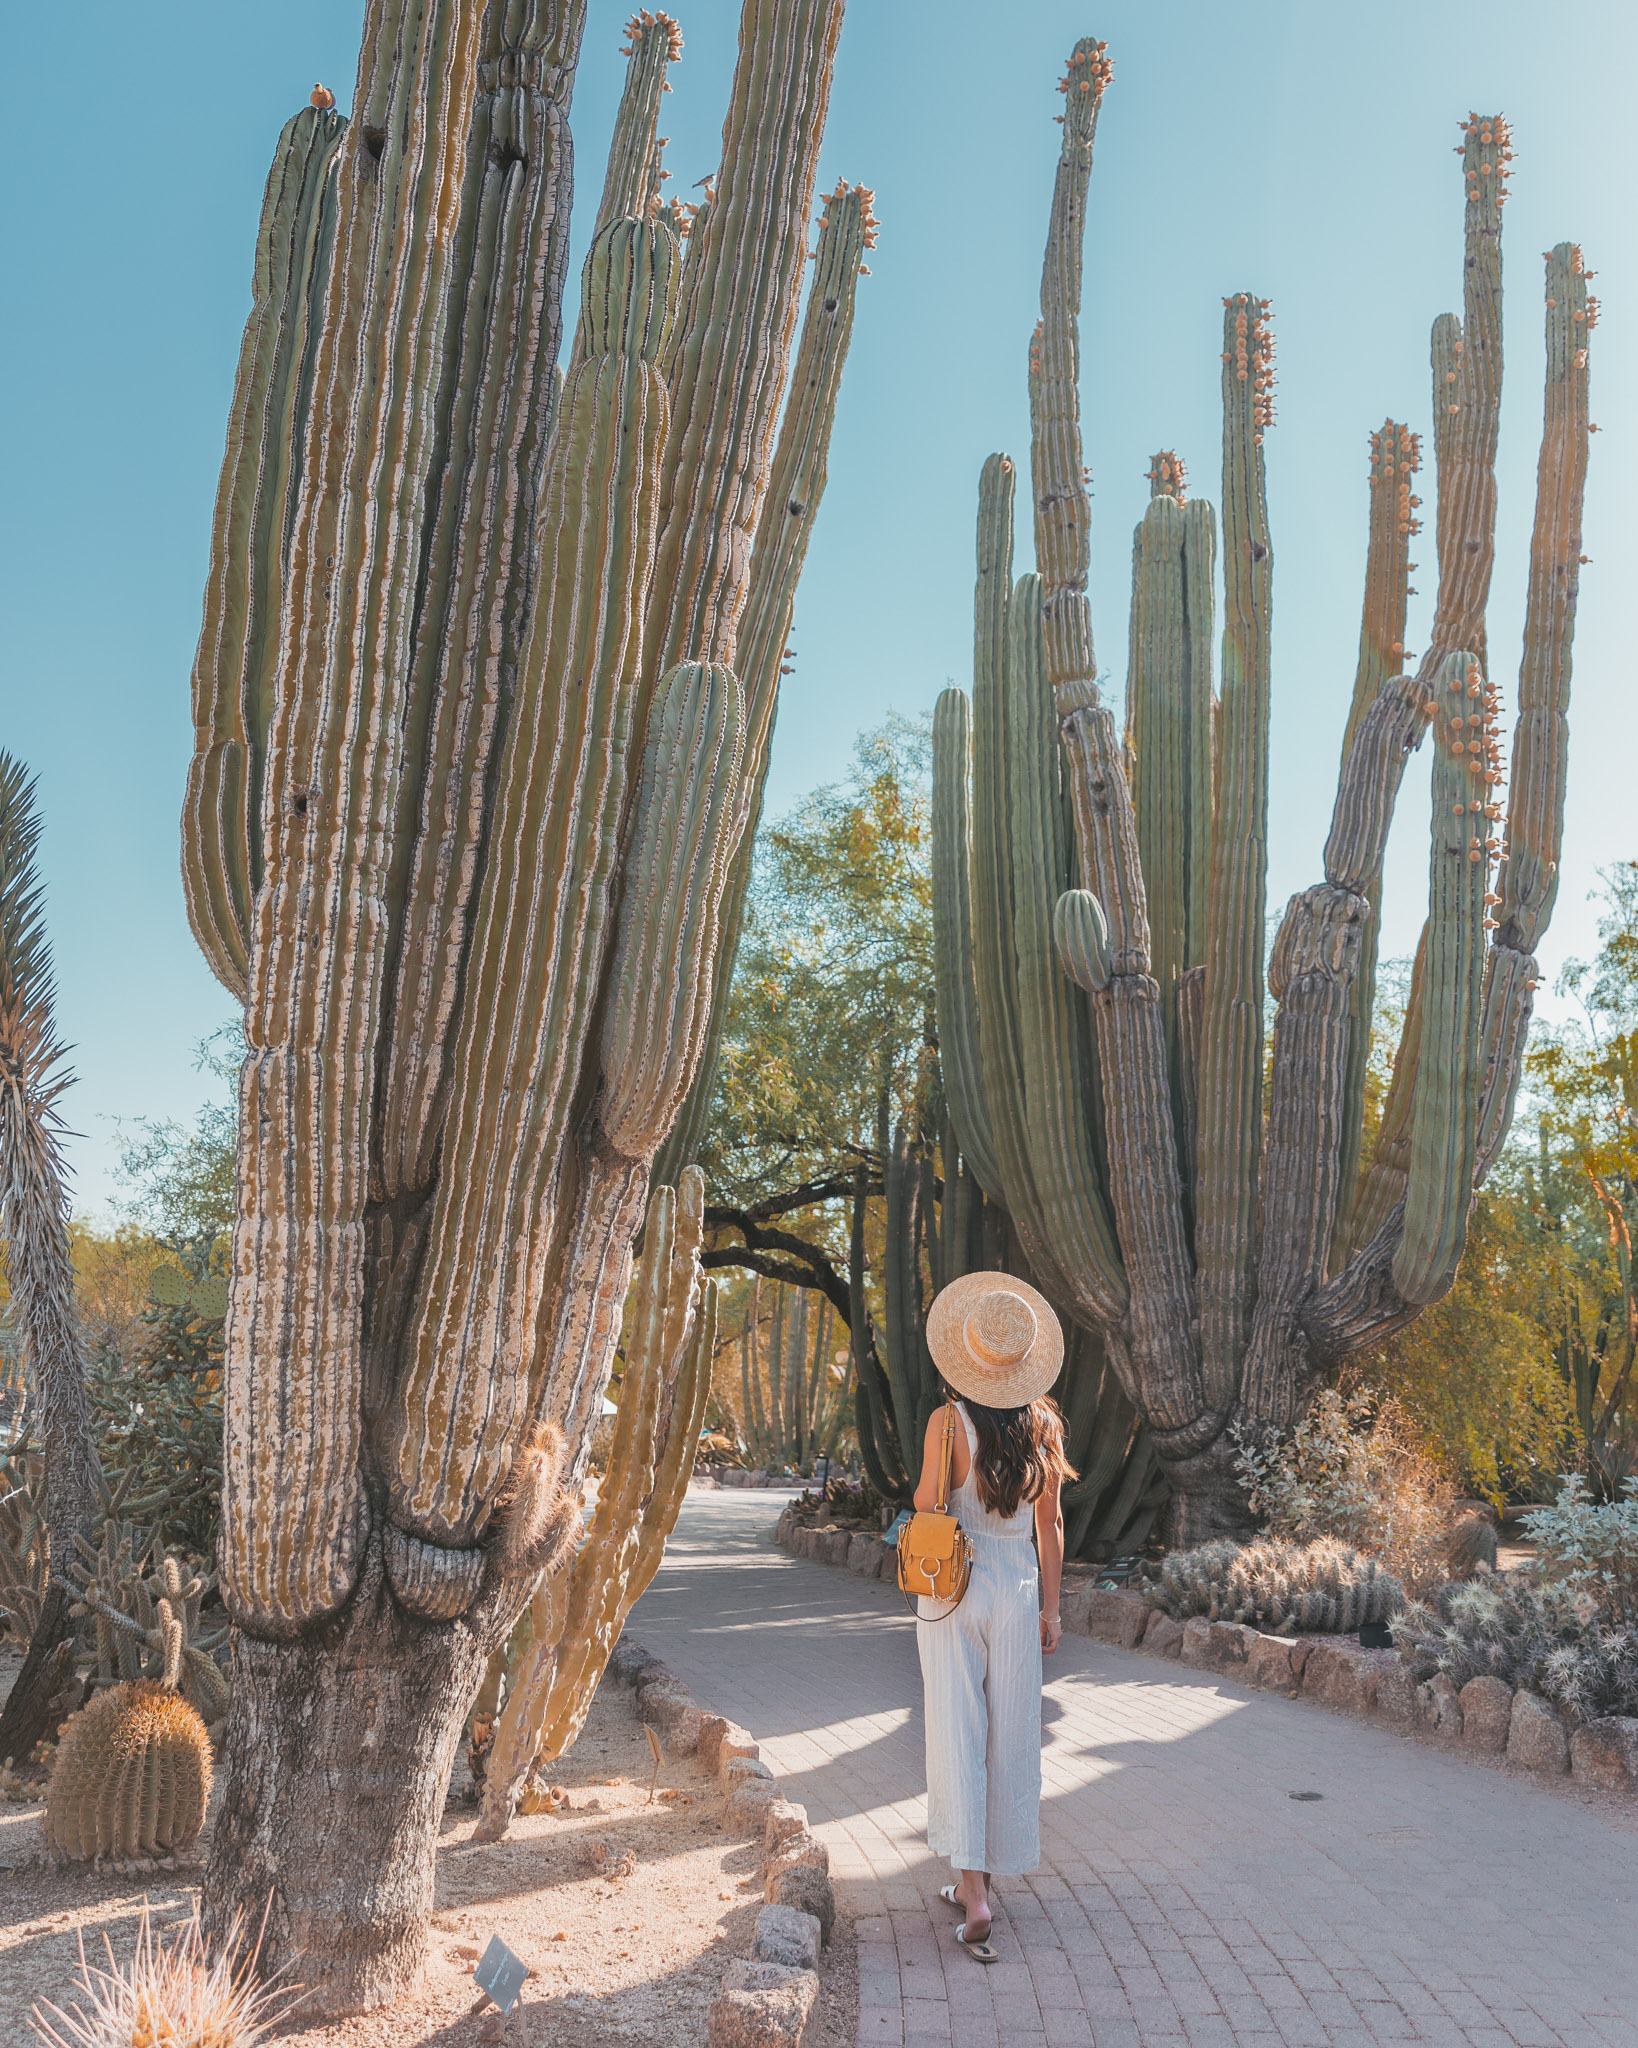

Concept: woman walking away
[[914, 1273, 1073, 1963]]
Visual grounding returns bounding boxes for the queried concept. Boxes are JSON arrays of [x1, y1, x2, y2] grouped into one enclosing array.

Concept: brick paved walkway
[[629, 1489, 1638, 2048]]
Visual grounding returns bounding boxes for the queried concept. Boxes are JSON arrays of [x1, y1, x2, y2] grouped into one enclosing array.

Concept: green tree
[[699, 714, 934, 1307]]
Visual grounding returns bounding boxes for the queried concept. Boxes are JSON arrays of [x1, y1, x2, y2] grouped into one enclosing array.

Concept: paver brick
[[632, 1491, 1638, 2048]]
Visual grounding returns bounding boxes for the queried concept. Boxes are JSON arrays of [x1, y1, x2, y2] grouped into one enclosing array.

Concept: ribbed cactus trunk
[[934, 68, 1591, 1544], [183, 0, 859, 2012]]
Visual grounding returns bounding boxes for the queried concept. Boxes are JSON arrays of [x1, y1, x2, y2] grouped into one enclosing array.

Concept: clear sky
[[2, 1, 1632, 1217]]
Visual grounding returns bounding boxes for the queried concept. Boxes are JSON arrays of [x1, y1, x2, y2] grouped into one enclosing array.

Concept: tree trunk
[[204, 1539, 506, 2016], [1156, 1435, 1256, 1550], [0, 1579, 82, 1768]]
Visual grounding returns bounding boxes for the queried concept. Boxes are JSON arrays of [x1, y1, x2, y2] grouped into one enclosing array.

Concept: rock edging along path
[[630, 1485, 1638, 2048], [604, 1634, 839, 2048], [776, 1504, 1638, 1798]]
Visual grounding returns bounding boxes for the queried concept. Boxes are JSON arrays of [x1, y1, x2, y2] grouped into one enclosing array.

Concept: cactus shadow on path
[[630, 1489, 1638, 2047]]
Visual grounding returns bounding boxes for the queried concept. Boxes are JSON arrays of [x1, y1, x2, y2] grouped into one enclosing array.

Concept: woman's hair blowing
[[959, 1393, 1076, 1519]]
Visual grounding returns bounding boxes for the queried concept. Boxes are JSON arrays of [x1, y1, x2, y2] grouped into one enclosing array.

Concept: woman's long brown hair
[[956, 1393, 1076, 1519]]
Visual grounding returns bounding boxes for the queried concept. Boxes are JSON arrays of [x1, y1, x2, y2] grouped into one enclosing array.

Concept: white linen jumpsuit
[[915, 1401, 1042, 1875]]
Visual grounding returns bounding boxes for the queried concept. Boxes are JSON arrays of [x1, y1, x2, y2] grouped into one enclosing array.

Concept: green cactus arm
[[1057, 689, 1214, 1415], [881, 1120, 940, 1452], [646, 0, 846, 681], [1393, 653, 1491, 1301], [383, 220, 680, 1550], [1239, 881, 1369, 1427], [1423, 116, 1509, 675], [1032, 39, 1111, 700], [1125, 477, 1215, 1087], [218, 0, 575, 1634], [182, 105, 345, 1003], [1334, 422, 1421, 1225], [1194, 293, 1275, 1408], [931, 687, 1005, 1205], [655, 181, 874, 1182], [1490, 244, 1591, 956], [1008, 581, 1130, 1332], [554, 9, 684, 403], [598, 11, 683, 230], [599, 659, 747, 1158], [374, 31, 589, 1201], [1471, 242, 1591, 1174]]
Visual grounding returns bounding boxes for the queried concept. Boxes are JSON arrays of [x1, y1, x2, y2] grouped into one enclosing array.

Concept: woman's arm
[[912, 1404, 964, 1509], [1035, 1475, 1064, 1653]]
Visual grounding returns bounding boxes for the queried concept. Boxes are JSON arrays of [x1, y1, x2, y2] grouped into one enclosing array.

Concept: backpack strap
[[934, 1395, 956, 1514]]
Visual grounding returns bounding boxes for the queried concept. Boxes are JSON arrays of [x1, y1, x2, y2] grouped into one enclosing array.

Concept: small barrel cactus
[[46, 1679, 213, 1861]]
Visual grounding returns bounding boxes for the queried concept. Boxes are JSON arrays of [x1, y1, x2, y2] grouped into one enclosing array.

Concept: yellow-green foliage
[[1373, 1183, 1577, 1498], [46, 1680, 213, 1861]]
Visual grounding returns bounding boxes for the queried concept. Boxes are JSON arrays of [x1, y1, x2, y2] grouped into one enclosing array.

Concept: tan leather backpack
[[895, 1397, 973, 1616]]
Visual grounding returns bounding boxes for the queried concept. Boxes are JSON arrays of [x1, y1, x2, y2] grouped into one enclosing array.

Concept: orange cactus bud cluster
[[1057, 39, 1114, 101], [1146, 450, 1188, 502], [620, 11, 684, 61], [1221, 294, 1276, 439], [1458, 112, 1513, 212]]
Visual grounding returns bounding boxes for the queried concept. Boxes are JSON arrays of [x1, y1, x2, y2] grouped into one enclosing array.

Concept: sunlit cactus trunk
[[182, 0, 860, 2011], [934, 69, 1590, 1544]]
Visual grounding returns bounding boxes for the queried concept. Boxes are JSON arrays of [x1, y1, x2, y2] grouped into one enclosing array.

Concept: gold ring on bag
[[896, 1396, 973, 1619]]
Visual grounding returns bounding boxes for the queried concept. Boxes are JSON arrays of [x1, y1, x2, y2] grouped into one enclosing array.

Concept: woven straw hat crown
[[925, 1272, 1063, 1409]]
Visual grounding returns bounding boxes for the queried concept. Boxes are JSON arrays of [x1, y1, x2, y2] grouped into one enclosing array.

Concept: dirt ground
[[0, 1669, 857, 2048]]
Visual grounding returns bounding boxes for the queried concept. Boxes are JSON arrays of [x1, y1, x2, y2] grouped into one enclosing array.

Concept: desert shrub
[[1395, 1475, 1638, 1721], [86, 1242, 226, 1562], [1146, 1534, 1404, 1633], [1234, 1386, 1454, 1593], [1523, 1474, 1638, 1627], [1395, 1573, 1638, 1722]]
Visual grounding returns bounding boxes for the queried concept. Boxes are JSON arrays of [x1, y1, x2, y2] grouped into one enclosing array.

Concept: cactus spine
[[181, 1, 862, 2010], [934, 63, 1589, 1543]]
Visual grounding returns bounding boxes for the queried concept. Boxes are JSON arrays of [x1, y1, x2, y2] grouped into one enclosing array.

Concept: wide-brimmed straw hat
[[925, 1272, 1063, 1410]]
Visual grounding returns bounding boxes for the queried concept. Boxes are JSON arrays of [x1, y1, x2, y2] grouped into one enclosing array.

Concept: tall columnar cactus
[[179, 1, 864, 2011], [736, 1279, 852, 1474], [935, 61, 1591, 1542], [475, 1170, 716, 1840]]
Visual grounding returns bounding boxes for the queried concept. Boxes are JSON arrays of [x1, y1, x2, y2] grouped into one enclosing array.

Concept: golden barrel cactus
[[46, 1680, 213, 1862]]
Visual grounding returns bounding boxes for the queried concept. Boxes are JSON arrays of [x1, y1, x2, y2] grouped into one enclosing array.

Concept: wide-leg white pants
[[916, 1530, 1042, 1875]]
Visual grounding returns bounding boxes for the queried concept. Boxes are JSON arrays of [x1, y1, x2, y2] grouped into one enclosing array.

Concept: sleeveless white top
[[947, 1401, 1035, 1542]]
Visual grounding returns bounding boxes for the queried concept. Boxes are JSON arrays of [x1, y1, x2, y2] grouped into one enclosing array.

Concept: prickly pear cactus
[[46, 1680, 213, 1861]]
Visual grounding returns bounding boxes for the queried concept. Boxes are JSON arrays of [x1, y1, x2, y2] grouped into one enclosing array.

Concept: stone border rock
[[772, 1506, 1638, 1797], [605, 1635, 835, 2048], [695, 1465, 790, 1489]]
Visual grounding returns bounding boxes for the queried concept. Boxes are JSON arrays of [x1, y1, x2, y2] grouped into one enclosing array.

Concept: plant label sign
[[475, 1934, 528, 2014]]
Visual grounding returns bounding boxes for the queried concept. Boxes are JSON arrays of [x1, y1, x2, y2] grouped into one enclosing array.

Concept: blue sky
[[2, 1, 1632, 1216]]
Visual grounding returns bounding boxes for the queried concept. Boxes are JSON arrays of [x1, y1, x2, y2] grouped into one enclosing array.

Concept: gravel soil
[[0, 1666, 856, 2048]]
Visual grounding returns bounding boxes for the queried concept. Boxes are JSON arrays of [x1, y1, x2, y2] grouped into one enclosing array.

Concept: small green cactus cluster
[[67, 1502, 229, 1731], [45, 1679, 213, 1862], [1147, 1535, 1404, 1634]]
